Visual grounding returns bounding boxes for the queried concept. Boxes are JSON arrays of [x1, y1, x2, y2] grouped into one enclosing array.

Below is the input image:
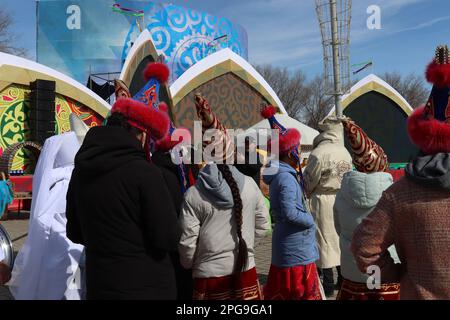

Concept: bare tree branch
[[256, 65, 429, 130], [256, 64, 333, 130], [0, 8, 27, 57], [381, 71, 429, 109], [256, 64, 312, 121], [302, 76, 334, 130]]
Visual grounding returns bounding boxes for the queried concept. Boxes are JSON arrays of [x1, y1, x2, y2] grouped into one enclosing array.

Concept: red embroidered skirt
[[264, 263, 322, 300], [336, 278, 400, 300], [193, 267, 262, 300]]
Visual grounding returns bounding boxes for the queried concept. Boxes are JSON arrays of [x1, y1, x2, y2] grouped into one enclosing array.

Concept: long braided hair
[[217, 164, 248, 277]]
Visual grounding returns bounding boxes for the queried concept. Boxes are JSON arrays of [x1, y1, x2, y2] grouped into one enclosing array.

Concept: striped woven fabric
[[336, 278, 400, 300], [192, 267, 262, 300]]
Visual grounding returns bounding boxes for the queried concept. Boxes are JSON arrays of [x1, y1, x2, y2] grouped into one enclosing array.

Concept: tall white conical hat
[[69, 114, 89, 145]]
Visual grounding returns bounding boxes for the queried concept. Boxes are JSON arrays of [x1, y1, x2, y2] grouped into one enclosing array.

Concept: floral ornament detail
[[55, 95, 103, 134], [342, 119, 388, 173], [121, 3, 247, 84], [0, 85, 31, 171]]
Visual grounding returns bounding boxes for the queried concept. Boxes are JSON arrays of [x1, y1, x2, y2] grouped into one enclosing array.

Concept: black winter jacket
[[66, 126, 180, 300]]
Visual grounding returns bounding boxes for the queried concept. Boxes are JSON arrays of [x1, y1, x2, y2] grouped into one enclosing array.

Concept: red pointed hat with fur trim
[[111, 98, 170, 140], [261, 105, 301, 155], [408, 45, 450, 154]]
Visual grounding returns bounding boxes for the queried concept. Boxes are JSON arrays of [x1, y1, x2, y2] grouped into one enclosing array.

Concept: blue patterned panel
[[121, 3, 248, 84], [37, 1, 247, 86]]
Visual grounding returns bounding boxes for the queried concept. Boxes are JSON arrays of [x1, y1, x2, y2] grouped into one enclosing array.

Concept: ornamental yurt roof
[[323, 73, 418, 163], [325, 73, 414, 118], [170, 48, 287, 114], [0, 52, 111, 118]]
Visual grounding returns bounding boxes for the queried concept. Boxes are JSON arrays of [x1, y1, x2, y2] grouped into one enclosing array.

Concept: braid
[[217, 164, 248, 276]]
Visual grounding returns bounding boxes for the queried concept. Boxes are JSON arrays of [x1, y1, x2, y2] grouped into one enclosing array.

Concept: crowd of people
[[0, 45, 449, 300]]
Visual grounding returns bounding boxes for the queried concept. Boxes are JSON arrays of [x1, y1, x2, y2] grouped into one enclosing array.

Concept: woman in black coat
[[66, 99, 180, 300]]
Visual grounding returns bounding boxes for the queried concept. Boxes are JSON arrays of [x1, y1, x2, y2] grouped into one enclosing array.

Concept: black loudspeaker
[[29, 80, 56, 144]]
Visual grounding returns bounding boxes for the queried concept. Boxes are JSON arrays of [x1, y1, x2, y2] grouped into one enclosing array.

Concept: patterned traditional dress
[[193, 268, 262, 300], [264, 264, 322, 300], [337, 279, 400, 300]]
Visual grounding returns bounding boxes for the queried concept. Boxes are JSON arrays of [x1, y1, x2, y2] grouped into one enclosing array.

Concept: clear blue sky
[[4, 0, 450, 79]]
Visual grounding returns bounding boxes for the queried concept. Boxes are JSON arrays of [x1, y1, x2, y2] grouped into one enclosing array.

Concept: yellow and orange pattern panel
[[0, 84, 103, 172], [55, 94, 103, 133]]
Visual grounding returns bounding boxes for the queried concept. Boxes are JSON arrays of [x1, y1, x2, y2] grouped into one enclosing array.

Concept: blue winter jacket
[[263, 161, 319, 267]]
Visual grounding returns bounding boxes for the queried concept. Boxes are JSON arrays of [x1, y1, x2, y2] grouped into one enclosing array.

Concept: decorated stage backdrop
[[37, 0, 248, 85], [0, 84, 102, 172]]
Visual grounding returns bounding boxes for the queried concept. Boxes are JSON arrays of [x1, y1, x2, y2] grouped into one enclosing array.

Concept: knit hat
[[408, 44, 450, 154], [343, 119, 388, 173], [261, 105, 301, 156]]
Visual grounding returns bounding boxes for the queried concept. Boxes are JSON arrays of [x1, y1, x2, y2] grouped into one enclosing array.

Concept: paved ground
[[255, 233, 272, 286], [1, 212, 30, 255], [0, 212, 30, 300], [1, 218, 337, 300]]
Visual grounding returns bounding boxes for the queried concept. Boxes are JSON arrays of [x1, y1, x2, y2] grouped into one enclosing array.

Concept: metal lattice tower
[[315, 0, 352, 117]]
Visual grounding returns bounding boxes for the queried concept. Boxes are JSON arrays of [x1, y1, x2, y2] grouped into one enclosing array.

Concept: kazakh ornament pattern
[[175, 73, 269, 131], [0, 85, 31, 171], [343, 119, 388, 173], [122, 3, 248, 84], [55, 94, 103, 134], [0, 85, 103, 172]]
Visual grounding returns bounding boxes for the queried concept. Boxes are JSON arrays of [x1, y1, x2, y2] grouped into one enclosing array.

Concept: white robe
[[8, 133, 85, 300]]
